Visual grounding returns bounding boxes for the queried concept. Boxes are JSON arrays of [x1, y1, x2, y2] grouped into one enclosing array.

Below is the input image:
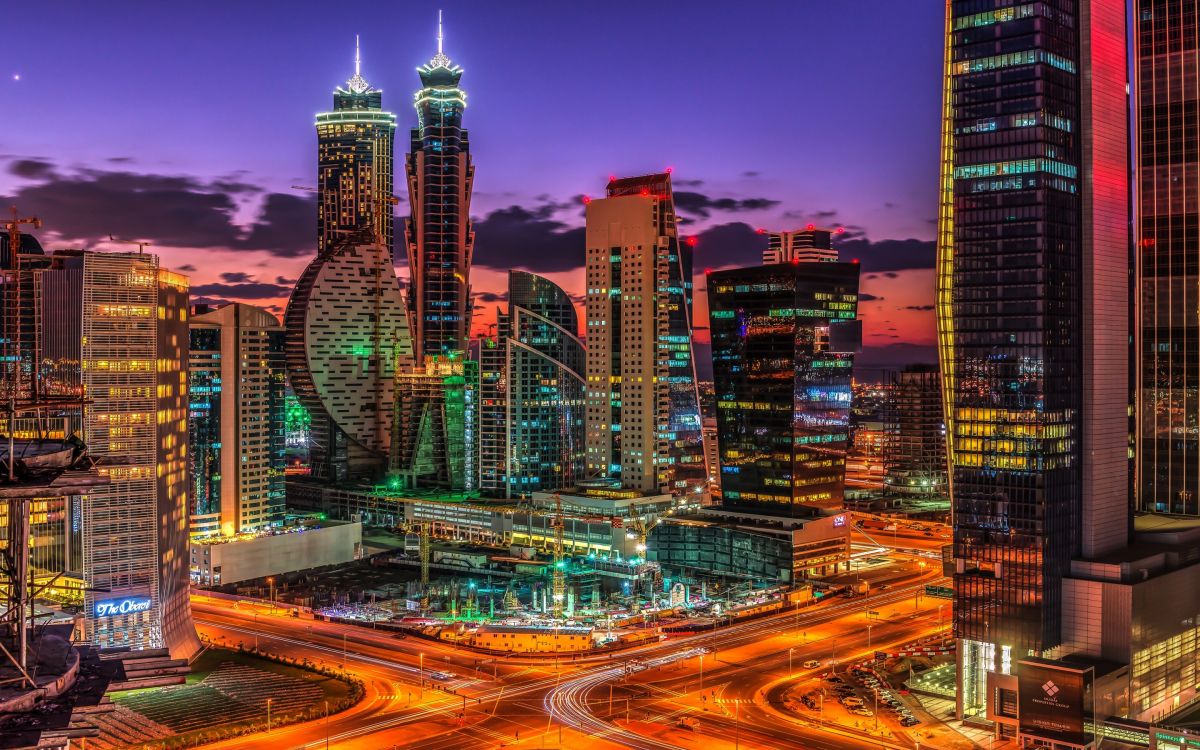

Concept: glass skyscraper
[[937, 0, 1129, 717], [315, 39, 396, 257], [707, 262, 860, 516], [405, 18, 475, 359], [1135, 1, 1200, 515], [479, 271, 586, 498]]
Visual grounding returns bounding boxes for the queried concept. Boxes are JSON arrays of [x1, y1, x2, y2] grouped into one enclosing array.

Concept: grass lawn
[[109, 647, 356, 748]]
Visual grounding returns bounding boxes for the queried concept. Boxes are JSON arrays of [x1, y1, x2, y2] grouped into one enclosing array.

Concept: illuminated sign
[[1018, 660, 1092, 746], [95, 596, 152, 618], [832, 515, 846, 527]]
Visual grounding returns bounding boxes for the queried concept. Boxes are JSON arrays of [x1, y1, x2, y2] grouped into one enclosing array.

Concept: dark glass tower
[[315, 39, 396, 257], [479, 271, 586, 498], [405, 16, 475, 358], [1135, 1, 1200, 515], [708, 262, 860, 515], [937, 0, 1128, 717]]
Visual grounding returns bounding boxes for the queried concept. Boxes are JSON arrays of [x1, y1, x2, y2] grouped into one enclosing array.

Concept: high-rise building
[[707, 262, 861, 515], [479, 271, 586, 498], [189, 303, 286, 537], [761, 227, 840, 264], [391, 353, 480, 492], [404, 15, 475, 359], [937, 0, 1128, 717], [883, 364, 946, 495], [285, 229, 415, 482], [584, 172, 705, 495], [1135, 1, 1200, 515], [316, 38, 396, 258], [39, 250, 201, 657]]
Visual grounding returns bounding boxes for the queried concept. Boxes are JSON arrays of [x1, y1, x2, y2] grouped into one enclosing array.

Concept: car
[[900, 718, 921, 727], [428, 671, 454, 681], [841, 697, 865, 708], [826, 676, 844, 684], [852, 708, 874, 717], [803, 660, 821, 669], [677, 717, 700, 731]]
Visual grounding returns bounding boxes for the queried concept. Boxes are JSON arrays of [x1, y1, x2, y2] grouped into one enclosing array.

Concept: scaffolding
[[0, 212, 104, 689]]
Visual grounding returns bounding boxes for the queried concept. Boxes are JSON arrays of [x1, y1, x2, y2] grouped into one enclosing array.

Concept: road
[[192, 566, 948, 749]]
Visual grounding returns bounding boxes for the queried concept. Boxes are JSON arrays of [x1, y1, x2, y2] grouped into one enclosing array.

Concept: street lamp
[[266, 698, 272, 734], [788, 646, 795, 673]]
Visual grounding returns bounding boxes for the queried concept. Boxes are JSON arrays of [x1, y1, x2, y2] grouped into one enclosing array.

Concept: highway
[[191, 557, 949, 749]]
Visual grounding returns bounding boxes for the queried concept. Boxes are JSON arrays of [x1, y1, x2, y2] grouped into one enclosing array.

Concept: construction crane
[[626, 514, 663, 603], [398, 518, 431, 608], [550, 492, 566, 620], [107, 234, 150, 254]]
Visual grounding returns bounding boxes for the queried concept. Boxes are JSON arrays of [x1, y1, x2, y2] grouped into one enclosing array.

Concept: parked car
[[803, 660, 821, 669]]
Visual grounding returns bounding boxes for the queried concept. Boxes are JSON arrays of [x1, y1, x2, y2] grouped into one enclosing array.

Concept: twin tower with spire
[[315, 13, 473, 361], [289, 15, 475, 482]]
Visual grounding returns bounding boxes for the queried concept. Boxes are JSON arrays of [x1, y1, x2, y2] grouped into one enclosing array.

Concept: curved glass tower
[[405, 16, 475, 358], [480, 271, 586, 498]]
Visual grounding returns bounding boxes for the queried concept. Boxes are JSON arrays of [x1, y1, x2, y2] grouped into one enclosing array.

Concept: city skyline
[[0, 2, 945, 371]]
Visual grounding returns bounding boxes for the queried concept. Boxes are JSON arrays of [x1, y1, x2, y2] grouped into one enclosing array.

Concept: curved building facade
[[480, 271, 586, 497], [285, 230, 414, 482]]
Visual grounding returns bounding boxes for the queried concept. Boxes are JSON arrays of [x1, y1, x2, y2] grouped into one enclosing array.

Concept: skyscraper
[[761, 227, 840, 264], [584, 172, 705, 495], [39, 250, 200, 658], [189, 303, 286, 537], [316, 38, 396, 257], [883, 364, 946, 495], [937, 0, 1128, 716], [1135, 1, 1200, 515], [404, 14, 475, 358], [285, 229, 415, 482], [707, 262, 861, 515], [479, 271, 586, 498]]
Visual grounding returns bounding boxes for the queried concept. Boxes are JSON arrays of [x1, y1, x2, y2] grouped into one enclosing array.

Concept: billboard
[[1018, 660, 1093, 746]]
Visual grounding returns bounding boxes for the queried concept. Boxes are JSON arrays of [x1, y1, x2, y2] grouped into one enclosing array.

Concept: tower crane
[[107, 234, 150, 254]]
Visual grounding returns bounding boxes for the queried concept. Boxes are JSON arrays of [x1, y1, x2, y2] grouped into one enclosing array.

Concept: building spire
[[424, 10, 455, 71], [345, 34, 371, 94]]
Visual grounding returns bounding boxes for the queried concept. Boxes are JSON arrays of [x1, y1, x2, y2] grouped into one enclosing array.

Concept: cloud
[[837, 237, 931, 273], [674, 179, 704, 187], [674, 191, 780, 219], [275, 275, 297, 285], [813, 209, 838, 219], [859, 293, 883, 302], [692, 222, 769, 270], [221, 272, 253, 282], [9, 158, 57, 180], [742, 171, 760, 178], [472, 205, 586, 272], [903, 304, 934, 311], [190, 281, 291, 299], [177, 263, 197, 272], [476, 291, 508, 303], [0, 158, 315, 256]]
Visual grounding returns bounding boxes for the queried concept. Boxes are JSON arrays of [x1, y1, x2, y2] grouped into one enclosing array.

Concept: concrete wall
[[194, 522, 361, 586]]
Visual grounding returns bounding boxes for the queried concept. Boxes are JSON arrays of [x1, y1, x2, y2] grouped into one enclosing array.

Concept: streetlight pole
[[867, 624, 872, 650], [266, 698, 272, 734], [325, 699, 330, 750], [699, 653, 704, 690], [734, 701, 740, 750]]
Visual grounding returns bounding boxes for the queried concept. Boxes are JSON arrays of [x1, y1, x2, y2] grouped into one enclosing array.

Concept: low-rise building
[[469, 624, 593, 653], [191, 520, 362, 586]]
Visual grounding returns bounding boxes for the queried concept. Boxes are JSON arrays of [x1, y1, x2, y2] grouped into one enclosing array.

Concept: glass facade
[[479, 271, 585, 498], [1136, 1, 1200, 514], [884, 365, 948, 495], [707, 263, 860, 516], [392, 354, 480, 491], [405, 39, 474, 359], [939, 0, 1129, 717]]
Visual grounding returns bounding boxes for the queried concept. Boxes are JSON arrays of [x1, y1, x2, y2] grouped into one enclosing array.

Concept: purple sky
[[2, 1, 945, 368]]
